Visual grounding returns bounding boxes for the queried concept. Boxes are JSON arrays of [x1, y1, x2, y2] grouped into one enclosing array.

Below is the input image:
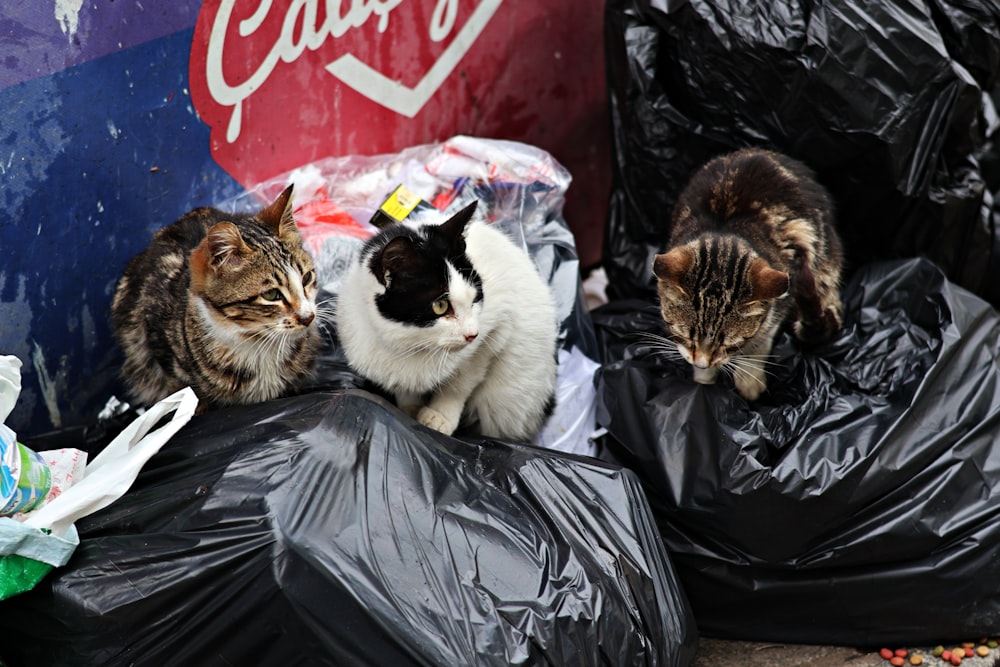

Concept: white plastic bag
[[0, 355, 21, 422], [23, 387, 198, 538], [0, 386, 197, 599]]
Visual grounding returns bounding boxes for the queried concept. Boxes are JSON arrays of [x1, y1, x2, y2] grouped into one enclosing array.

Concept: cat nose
[[464, 332, 478, 343], [298, 311, 315, 326]]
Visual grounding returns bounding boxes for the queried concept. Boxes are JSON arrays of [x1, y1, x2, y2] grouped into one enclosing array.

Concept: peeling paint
[[31, 342, 61, 429], [55, 0, 85, 40]]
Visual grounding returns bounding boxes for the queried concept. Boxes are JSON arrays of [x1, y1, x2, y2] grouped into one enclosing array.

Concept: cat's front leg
[[791, 261, 843, 343], [395, 391, 423, 418], [417, 354, 490, 436], [398, 388, 461, 434], [732, 356, 767, 401], [417, 399, 464, 436], [731, 333, 773, 401]]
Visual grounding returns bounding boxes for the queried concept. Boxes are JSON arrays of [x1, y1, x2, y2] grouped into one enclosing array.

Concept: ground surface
[[692, 638, 999, 667]]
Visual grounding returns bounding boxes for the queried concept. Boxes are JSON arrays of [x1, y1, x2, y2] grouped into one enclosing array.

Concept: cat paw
[[734, 369, 767, 401], [417, 406, 458, 436], [794, 307, 842, 343]]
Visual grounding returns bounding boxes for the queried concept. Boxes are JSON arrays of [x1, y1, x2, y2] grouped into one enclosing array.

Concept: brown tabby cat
[[652, 147, 843, 400], [111, 185, 320, 410]]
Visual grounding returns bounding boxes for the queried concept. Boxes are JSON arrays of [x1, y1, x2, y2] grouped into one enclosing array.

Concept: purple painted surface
[[1, 3, 199, 89]]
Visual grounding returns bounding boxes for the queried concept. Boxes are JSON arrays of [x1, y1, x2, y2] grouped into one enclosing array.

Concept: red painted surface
[[189, 0, 609, 268]]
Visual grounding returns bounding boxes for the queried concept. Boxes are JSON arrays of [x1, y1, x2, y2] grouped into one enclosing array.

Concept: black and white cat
[[336, 201, 558, 441]]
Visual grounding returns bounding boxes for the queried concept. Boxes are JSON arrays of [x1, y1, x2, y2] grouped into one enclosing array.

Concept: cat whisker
[[241, 328, 273, 345], [653, 347, 685, 362], [314, 298, 338, 319], [315, 306, 338, 320], [315, 295, 337, 308], [314, 313, 339, 333], [244, 323, 283, 343], [729, 353, 780, 373], [246, 322, 294, 360], [436, 348, 452, 377], [725, 356, 776, 383], [630, 330, 672, 345], [731, 347, 779, 363], [254, 327, 285, 360], [396, 338, 442, 360], [721, 360, 767, 390], [629, 331, 684, 362], [477, 331, 502, 356]]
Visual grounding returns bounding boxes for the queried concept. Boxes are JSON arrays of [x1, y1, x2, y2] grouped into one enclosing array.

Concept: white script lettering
[[205, 0, 478, 142]]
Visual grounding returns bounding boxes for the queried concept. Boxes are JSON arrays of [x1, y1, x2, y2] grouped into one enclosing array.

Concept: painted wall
[[0, 1, 610, 437]]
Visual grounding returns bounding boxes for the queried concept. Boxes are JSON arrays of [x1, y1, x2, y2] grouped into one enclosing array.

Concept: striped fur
[[653, 148, 843, 400], [112, 185, 320, 410]]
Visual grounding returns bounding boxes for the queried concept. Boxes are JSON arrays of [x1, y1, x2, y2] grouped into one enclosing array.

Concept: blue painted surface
[[1, 3, 200, 89], [1, 27, 243, 437]]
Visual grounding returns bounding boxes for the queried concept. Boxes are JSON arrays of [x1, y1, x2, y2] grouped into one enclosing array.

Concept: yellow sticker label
[[379, 184, 423, 222]]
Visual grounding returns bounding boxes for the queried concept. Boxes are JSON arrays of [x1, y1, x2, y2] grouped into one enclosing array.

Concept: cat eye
[[302, 270, 315, 286], [431, 298, 450, 316], [260, 288, 284, 302]]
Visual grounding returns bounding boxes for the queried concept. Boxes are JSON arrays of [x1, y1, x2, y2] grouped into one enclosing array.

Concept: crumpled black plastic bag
[[2, 388, 696, 666], [592, 258, 1000, 644], [604, 0, 1000, 305]]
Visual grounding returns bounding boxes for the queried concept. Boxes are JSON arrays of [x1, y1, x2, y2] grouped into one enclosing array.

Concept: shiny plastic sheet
[[603, 0, 1000, 304], [593, 259, 1000, 644], [2, 389, 696, 665]]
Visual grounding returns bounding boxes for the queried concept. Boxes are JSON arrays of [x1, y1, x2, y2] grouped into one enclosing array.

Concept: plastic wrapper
[[592, 258, 1000, 644], [603, 0, 1000, 305], [1, 389, 696, 666]]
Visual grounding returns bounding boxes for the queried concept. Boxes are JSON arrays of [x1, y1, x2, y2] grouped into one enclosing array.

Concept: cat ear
[[374, 236, 417, 287], [652, 246, 694, 289], [748, 257, 789, 301], [203, 222, 252, 272], [189, 223, 253, 291], [439, 201, 478, 239], [259, 184, 299, 240]]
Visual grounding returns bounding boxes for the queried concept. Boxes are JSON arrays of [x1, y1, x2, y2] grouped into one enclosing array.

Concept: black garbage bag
[[592, 258, 1000, 644], [604, 0, 1000, 305], [2, 387, 696, 666]]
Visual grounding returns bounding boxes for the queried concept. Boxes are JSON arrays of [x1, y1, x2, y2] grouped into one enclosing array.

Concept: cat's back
[[464, 220, 553, 314], [114, 208, 219, 301], [671, 147, 834, 246], [138, 207, 223, 260]]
